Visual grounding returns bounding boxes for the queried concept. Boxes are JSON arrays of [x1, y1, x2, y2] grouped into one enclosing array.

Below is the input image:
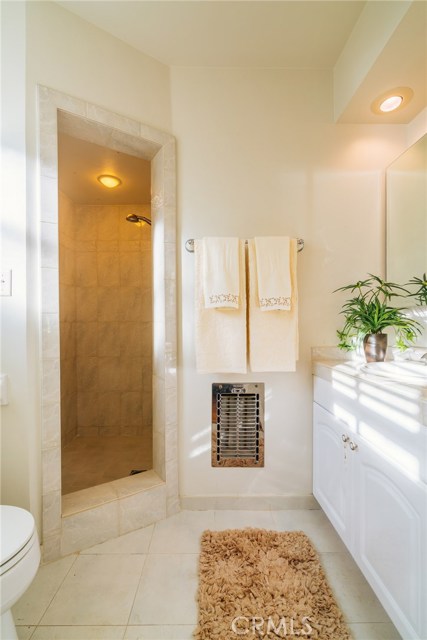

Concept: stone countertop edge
[[311, 354, 427, 403]]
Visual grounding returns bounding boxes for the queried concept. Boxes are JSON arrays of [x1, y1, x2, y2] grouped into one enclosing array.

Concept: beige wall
[[172, 66, 409, 500]]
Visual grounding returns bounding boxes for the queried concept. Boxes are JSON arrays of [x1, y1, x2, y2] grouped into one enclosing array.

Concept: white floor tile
[[40, 555, 146, 626], [149, 510, 215, 554], [81, 525, 154, 554], [320, 552, 391, 624], [13, 509, 402, 640], [129, 554, 198, 625], [30, 626, 126, 640], [13, 555, 77, 625], [213, 509, 276, 530], [16, 626, 35, 640], [124, 625, 195, 640], [348, 622, 402, 640], [272, 509, 347, 552]]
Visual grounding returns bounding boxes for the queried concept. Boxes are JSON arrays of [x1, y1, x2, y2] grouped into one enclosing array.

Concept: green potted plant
[[407, 273, 427, 306], [334, 274, 422, 362]]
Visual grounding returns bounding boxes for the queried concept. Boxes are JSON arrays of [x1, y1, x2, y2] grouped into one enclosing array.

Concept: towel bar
[[185, 238, 304, 253]]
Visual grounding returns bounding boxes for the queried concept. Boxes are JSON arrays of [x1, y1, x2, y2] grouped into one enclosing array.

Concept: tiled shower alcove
[[39, 86, 178, 561]]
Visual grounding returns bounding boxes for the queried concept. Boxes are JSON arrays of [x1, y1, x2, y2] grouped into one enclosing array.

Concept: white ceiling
[[55, 0, 426, 197], [57, 0, 366, 68]]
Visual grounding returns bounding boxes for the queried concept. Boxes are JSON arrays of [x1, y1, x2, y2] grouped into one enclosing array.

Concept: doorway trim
[[38, 86, 178, 561]]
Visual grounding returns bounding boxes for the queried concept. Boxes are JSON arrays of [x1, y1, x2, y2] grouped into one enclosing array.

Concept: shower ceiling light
[[97, 174, 122, 188], [371, 87, 413, 115], [379, 96, 403, 112]]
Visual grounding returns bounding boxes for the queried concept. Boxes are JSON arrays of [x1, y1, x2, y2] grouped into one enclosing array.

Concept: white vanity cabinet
[[313, 364, 427, 640]]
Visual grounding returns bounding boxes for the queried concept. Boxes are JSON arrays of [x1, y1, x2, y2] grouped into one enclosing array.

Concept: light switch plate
[[0, 270, 12, 296]]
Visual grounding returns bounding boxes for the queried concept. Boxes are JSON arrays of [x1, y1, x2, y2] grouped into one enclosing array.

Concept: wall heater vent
[[212, 383, 264, 467]]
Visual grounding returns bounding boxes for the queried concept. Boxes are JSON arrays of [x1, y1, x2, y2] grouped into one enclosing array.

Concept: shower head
[[125, 214, 152, 226]]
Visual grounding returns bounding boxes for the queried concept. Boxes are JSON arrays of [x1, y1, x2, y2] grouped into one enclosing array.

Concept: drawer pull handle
[[349, 441, 358, 451], [342, 434, 349, 443]]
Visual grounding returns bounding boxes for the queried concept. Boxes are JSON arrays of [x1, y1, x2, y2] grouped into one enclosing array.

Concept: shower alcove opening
[[58, 135, 153, 495], [39, 87, 178, 561]]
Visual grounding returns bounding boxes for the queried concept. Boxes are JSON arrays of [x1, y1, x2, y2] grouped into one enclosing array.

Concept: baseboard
[[180, 495, 319, 511]]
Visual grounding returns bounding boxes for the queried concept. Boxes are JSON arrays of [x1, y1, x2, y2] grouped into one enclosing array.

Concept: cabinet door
[[355, 437, 427, 640], [313, 403, 351, 547]]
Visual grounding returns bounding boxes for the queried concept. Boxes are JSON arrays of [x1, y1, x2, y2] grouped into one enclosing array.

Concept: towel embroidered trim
[[260, 296, 291, 309], [209, 293, 239, 306]]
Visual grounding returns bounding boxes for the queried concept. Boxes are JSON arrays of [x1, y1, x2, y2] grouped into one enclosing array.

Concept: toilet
[[0, 505, 40, 640]]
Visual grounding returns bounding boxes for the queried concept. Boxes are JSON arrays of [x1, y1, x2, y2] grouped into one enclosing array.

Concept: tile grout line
[[34, 554, 79, 629]]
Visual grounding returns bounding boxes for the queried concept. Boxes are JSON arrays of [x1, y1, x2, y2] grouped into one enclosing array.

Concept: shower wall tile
[[61, 500, 120, 556], [98, 357, 122, 391], [121, 392, 143, 427], [98, 252, 120, 287], [99, 392, 121, 428], [76, 287, 98, 322], [42, 446, 61, 494], [75, 207, 98, 243], [98, 240, 119, 253], [41, 221, 59, 269], [42, 401, 61, 449], [75, 252, 97, 287], [118, 483, 166, 535], [98, 287, 122, 321], [59, 286, 76, 322], [86, 103, 140, 137], [42, 358, 61, 406], [120, 253, 143, 286], [64, 202, 153, 445], [119, 287, 143, 320], [120, 357, 144, 391], [43, 490, 62, 536], [42, 267, 59, 314], [76, 357, 98, 391], [98, 322, 120, 357], [42, 313, 60, 359], [77, 392, 99, 427], [41, 175, 59, 223], [119, 323, 143, 356], [60, 246, 75, 285], [97, 209, 119, 241], [76, 322, 97, 357]]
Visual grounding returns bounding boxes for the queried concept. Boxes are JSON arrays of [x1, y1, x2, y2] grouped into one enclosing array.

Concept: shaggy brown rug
[[194, 529, 352, 639]]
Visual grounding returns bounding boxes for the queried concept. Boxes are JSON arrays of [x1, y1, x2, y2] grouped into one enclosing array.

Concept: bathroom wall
[[1, 1, 171, 524], [171, 66, 409, 502]]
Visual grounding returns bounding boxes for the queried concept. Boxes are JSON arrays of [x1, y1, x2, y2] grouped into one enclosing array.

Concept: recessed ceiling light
[[379, 95, 403, 112], [97, 174, 121, 188], [371, 87, 413, 115]]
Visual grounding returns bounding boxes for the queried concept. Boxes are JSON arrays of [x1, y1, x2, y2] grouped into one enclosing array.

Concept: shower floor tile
[[61, 435, 152, 494]]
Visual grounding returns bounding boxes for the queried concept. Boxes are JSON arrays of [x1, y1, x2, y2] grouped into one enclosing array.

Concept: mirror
[[386, 134, 427, 346], [386, 134, 427, 284]]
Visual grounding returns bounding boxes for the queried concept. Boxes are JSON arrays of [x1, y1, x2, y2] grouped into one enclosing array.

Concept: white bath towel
[[195, 239, 247, 373], [202, 237, 240, 309], [248, 238, 298, 372], [254, 236, 291, 311]]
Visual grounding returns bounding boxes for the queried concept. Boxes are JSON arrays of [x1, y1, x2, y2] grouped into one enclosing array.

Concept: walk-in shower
[[58, 133, 153, 495]]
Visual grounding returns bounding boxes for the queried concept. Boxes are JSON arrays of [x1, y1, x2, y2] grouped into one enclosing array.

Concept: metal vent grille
[[212, 383, 264, 467]]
